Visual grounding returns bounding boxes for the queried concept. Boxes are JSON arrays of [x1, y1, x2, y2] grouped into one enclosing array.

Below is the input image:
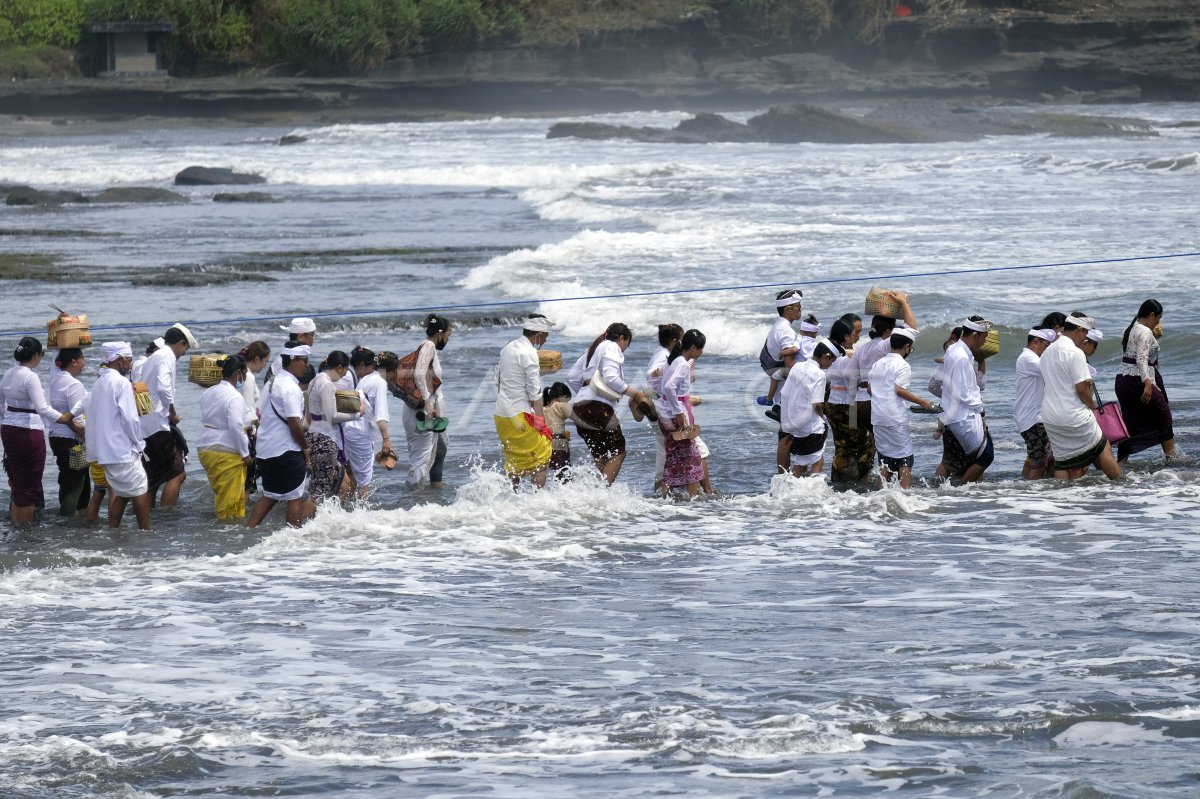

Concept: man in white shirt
[[1040, 314, 1121, 480], [495, 315, 555, 489], [868, 328, 933, 488], [248, 344, 315, 527], [48, 348, 91, 516], [140, 323, 197, 508], [71, 342, 150, 530], [1014, 328, 1056, 479], [937, 316, 994, 483]]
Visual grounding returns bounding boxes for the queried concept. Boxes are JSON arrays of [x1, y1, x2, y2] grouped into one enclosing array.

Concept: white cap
[[282, 344, 312, 358], [152, 337, 166, 349], [523, 316, 556, 333], [1065, 314, 1095, 331], [1086, 328, 1104, 343], [281, 317, 317, 335], [171, 323, 199, 349], [102, 341, 133, 363], [1028, 328, 1057, 343]]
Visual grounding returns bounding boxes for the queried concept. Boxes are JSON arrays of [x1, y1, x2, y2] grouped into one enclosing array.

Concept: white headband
[[523, 316, 556, 333], [892, 327, 917, 343], [1028, 328, 1056, 343], [1086, 328, 1104, 343], [102, 341, 133, 363], [1065, 314, 1095, 331], [282, 344, 311, 358], [775, 291, 803, 309], [799, 320, 820, 334], [813, 337, 836, 356], [961, 318, 992, 333]]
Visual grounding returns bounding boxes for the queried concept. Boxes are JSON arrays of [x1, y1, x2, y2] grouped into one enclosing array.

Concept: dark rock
[[92, 187, 188, 204], [674, 112, 755, 142], [278, 134, 308, 145], [213, 192, 279, 203], [746, 105, 927, 144], [4, 185, 89, 206], [174, 166, 266, 186]]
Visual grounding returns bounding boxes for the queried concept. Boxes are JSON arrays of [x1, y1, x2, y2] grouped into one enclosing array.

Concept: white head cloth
[[282, 344, 312, 358], [1028, 328, 1057, 343], [523, 316, 556, 333], [813, 337, 836, 356], [171, 323, 199, 349], [1086, 328, 1104, 343], [799, 320, 820, 334], [961, 318, 992, 333], [892, 327, 917, 343], [282, 317, 317, 335], [1065, 314, 1095, 331], [102, 341, 133, 363], [152, 337, 166, 349], [775, 290, 803, 309]]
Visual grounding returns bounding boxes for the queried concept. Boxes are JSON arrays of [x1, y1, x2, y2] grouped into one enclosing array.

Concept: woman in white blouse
[[1114, 299, 1176, 464], [0, 337, 78, 523], [197, 355, 253, 520], [401, 315, 452, 489], [571, 323, 650, 485], [307, 351, 365, 505], [654, 329, 706, 497]]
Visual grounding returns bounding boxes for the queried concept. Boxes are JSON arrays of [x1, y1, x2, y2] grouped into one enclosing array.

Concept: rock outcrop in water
[[3, 185, 188, 206], [547, 102, 1159, 144], [174, 166, 267, 186]]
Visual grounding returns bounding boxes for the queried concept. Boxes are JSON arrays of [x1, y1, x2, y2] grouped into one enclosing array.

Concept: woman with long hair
[[0, 337, 78, 523], [824, 317, 872, 484], [1114, 299, 1176, 463], [654, 329, 706, 497], [571, 322, 651, 485]]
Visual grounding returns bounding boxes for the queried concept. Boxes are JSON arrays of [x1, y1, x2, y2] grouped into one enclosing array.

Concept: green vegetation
[[0, 0, 1023, 79]]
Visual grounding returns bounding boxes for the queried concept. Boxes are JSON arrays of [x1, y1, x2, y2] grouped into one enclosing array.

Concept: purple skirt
[[1114, 369, 1172, 459], [658, 417, 703, 487], [2, 425, 46, 509]]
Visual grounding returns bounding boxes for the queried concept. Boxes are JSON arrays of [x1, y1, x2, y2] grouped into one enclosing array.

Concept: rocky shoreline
[[0, 5, 1198, 125]]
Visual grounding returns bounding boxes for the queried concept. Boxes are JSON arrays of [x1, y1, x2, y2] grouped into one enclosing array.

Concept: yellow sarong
[[89, 462, 108, 488], [495, 415, 551, 477], [198, 449, 247, 520]]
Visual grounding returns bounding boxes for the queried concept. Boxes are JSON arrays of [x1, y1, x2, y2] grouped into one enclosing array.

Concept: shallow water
[[1, 104, 1198, 797]]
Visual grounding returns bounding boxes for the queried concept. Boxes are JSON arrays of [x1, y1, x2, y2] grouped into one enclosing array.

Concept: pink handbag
[[1093, 386, 1129, 445]]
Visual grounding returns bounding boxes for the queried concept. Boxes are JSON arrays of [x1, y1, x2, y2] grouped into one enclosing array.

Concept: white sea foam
[[1053, 721, 1169, 748]]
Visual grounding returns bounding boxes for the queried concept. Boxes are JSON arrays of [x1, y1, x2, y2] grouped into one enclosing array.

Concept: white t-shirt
[[646, 346, 670, 395], [868, 352, 912, 428], [257, 371, 305, 459], [764, 318, 800, 378], [1040, 336, 1102, 459], [779, 359, 827, 437], [138, 347, 177, 438], [1013, 347, 1045, 434]]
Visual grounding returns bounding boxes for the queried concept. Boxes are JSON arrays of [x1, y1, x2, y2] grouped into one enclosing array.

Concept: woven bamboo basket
[[336, 390, 361, 414], [538, 349, 562, 374], [863, 287, 903, 319], [979, 329, 1001, 359], [46, 312, 92, 348], [188, 353, 226, 387], [132, 382, 153, 416]]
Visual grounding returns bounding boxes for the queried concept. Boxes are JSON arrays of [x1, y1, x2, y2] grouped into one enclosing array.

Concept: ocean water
[[1, 104, 1199, 798]]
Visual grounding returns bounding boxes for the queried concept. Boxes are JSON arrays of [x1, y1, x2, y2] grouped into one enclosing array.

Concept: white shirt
[[574, 340, 628, 408], [359, 371, 391, 429], [798, 335, 817, 361], [1117, 322, 1158, 382], [76, 367, 144, 466], [0, 364, 61, 429], [1040, 336, 1101, 459], [495, 336, 542, 418], [138, 347, 177, 438], [654, 355, 691, 418], [413, 340, 444, 414], [646, 346, 670, 395], [779, 359, 827, 437], [855, 335, 893, 394], [868, 352, 912, 428], [241, 370, 261, 426], [48, 365, 87, 440], [257, 371, 304, 459], [196, 381, 251, 457], [1013, 347, 1045, 433], [763, 318, 800, 377], [938, 340, 984, 426], [130, 354, 149, 384], [335, 370, 375, 441]]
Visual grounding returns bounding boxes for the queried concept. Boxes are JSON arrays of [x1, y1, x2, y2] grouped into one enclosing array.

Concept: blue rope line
[[3, 250, 1198, 339]]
